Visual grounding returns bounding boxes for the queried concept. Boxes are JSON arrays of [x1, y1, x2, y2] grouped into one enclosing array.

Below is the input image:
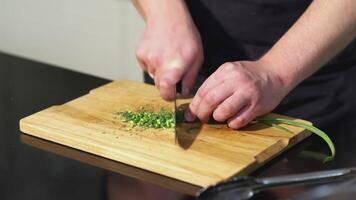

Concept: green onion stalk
[[255, 116, 335, 162], [117, 109, 335, 162]]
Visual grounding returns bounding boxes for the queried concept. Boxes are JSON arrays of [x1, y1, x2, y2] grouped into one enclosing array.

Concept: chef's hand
[[136, 17, 203, 101], [185, 60, 290, 129]]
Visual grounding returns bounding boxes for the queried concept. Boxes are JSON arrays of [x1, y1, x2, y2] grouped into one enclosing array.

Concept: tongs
[[197, 168, 356, 200]]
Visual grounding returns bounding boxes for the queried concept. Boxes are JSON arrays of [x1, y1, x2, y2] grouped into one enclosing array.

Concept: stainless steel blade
[[174, 81, 182, 144]]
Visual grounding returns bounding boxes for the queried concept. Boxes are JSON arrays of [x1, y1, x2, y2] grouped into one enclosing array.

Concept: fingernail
[[185, 110, 195, 122]]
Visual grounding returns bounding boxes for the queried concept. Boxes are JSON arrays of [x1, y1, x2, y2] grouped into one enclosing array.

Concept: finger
[[181, 57, 201, 96], [159, 60, 185, 101], [189, 71, 223, 116], [143, 62, 159, 89], [196, 71, 222, 99], [195, 82, 235, 123], [159, 68, 183, 100], [186, 65, 236, 122], [154, 61, 169, 92], [154, 65, 163, 91], [137, 57, 148, 72], [190, 62, 242, 114], [185, 106, 196, 122], [213, 93, 248, 122], [145, 53, 161, 86], [227, 106, 255, 129], [147, 64, 156, 79], [190, 62, 237, 108]]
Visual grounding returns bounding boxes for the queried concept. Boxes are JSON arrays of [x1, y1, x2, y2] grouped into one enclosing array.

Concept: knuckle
[[213, 108, 228, 122], [212, 71, 221, 80], [135, 48, 145, 59], [221, 62, 234, 70], [197, 87, 208, 98], [218, 104, 233, 117], [197, 112, 209, 123], [233, 71, 248, 82], [147, 53, 159, 64], [204, 92, 217, 106], [185, 44, 199, 56]]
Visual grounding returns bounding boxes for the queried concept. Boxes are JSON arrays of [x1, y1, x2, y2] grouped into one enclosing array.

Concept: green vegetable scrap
[[297, 150, 331, 162], [255, 116, 335, 162], [208, 124, 221, 129], [116, 106, 335, 162], [117, 108, 177, 129]]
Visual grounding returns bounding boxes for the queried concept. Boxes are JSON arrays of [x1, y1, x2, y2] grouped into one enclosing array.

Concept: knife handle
[[176, 81, 182, 94], [256, 168, 356, 189], [197, 168, 356, 198]]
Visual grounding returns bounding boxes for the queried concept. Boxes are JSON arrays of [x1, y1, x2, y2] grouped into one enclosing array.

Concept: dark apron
[[145, 0, 356, 138]]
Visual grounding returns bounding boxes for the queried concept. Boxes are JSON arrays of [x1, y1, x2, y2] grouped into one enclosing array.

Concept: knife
[[175, 81, 182, 144], [197, 168, 356, 200]]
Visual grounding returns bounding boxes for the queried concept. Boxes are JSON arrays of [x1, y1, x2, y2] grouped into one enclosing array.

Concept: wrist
[[257, 56, 297, 94], [143, 0, 192, 28]]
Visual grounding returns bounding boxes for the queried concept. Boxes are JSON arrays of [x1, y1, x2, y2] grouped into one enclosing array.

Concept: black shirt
[[185, 0, 356, 136], [186, 0, 356, 76]]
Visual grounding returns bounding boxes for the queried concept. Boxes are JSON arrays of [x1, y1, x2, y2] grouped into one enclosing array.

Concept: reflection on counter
[[20, 133, 198, 198]]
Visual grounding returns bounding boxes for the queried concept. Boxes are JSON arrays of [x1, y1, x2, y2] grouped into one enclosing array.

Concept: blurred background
[[0, 0, 144, 81]]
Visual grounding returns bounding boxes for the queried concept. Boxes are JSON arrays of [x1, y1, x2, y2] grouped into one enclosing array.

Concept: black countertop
[[1, 52, 356, 200]]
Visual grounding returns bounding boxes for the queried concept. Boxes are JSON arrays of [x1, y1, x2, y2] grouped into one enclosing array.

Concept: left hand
[[185, 60, 291, 129]]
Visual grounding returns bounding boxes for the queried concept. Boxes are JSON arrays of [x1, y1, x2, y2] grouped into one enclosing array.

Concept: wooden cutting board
[[20, 80, 311, 189]]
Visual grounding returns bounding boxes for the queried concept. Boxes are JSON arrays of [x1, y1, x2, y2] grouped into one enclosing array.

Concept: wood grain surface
[[19, 80, 311, 189]]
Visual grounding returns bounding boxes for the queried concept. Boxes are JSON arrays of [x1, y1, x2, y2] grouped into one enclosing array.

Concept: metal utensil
[[197, 168, 356, 200], [174, 81, 182, 143]]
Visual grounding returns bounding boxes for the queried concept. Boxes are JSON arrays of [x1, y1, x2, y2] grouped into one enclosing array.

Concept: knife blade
[[174, 81, 182, 144]]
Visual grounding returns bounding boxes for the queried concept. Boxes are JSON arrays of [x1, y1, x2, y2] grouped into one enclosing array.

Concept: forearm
[[132, 0, 193, 26], [261, 0, 356, 91]]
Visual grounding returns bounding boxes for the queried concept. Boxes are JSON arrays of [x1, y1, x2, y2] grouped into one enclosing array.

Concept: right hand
[[136, 17, 204, 101]]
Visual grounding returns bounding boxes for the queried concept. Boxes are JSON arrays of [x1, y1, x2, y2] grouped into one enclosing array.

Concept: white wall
[[0, 0, 144, 81]]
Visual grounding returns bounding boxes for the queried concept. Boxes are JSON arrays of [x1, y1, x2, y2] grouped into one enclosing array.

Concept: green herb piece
[[297, 150, 330, 162], [209, 124, 221, 129], [255, 116, 335, 162], [117, 108, 178, 129]]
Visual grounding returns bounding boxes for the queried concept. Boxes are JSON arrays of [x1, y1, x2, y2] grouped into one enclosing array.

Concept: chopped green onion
[[117, 108, 182, 129], [255, 116, 335, 162], [117, 108, 335, 162]]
